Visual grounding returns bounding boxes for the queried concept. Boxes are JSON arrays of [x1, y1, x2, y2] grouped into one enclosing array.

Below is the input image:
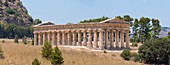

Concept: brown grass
[[0, 39, 143, 65]]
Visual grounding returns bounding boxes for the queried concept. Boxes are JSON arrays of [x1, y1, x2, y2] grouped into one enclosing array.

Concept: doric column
[[109, 30, 113, 49], [57, 31, 61, 45], [82, 30, 87, 46], [105, 29, 108, 49], [72, 30, 77, 46], [43, 32, 48, 45], [67, 30, 72, 45], [116, 30, 119, 49], [126, 30, 130, 49], [48, 32, 52, 43], [77, 30, 82, 46], [52, 31, 57, 45], [62, 31, 66, 45], [93, 29, 98, 49], [38, 32, 43, 46], [99, 29, 104, 50], [121, 30, 125, 48], [34, 32, 38, 46], [87, 29, 92, 48]]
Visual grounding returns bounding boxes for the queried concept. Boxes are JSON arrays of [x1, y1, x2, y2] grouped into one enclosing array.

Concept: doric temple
[[33, 18, 130, 50]]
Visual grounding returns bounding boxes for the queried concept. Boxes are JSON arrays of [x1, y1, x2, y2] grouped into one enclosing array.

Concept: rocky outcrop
[[0, 0, 33, 26]]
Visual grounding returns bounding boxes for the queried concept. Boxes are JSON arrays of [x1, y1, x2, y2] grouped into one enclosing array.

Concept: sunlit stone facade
[[33, 18, 130, 50]]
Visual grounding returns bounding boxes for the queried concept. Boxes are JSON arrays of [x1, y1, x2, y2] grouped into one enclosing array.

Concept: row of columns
[[34, 29, 130, 50]]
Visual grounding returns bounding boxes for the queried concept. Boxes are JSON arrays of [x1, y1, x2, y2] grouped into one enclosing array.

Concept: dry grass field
[[0, 39, 143, 65]]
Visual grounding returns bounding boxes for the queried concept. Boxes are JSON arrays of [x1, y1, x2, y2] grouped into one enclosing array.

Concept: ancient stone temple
[[33, 18, 130, 50]]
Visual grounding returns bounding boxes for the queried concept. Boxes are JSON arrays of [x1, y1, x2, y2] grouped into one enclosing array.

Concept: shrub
[[103, 50, 107, 53], [0, 45, 4, 59], [130, 52, 137, 57], [32, 58, 41, 65], [5, 7, 15, 14], [22, 36, 27, 44], [32, 38, 34, 45], [42, 42, 53, 59], [120, 49, 131, 60], [131, 42, 138, 47], [14, 35, 19, 43], [51, 46, 64, 65], [1, 40, 5, 43]]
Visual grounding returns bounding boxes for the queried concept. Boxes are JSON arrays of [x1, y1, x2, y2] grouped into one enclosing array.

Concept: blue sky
[[21, 0, 170, 27]]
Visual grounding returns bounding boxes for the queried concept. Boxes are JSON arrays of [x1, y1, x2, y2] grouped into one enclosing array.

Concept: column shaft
[[126, 30, 130, 49], [57, 31, 61, 45], [83, 30, 87, 46], [105, 29, 108, 49], [109, 30, 113, 49], [48, 32, 52, 43], [34, 33, 38, 45], [38, 32, 43, 45], [121, 31, 124, 48], [99, 29, 104, 50], [52, 31, 57, 45], [67, 31, 72, 45], [116, 30, 119, 49], [78, 30, 82, 46], [94, 30, 98, 49], [73, 30, 77, 46], [43, 32, 48, 44], [88, 29, 92, 48], [62, 31, 66, 45]]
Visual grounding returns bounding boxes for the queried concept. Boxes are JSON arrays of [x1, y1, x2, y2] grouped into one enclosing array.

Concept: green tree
[[123, 15, 133, 26], [120, 49, 131, 60], [138, 37, 170, 64], [14, 35, 19, 43], [79, 16, 109, 23], [33, 19, 42, 25], [51, 46, 64, 65], [42, 42, 53, 59], [151, 19, 161, 38], [32, 58, 41, 65], [22, 36, 27, 44]]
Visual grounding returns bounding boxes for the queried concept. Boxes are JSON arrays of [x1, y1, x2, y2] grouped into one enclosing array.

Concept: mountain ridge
[[0, 0, 33, 26]]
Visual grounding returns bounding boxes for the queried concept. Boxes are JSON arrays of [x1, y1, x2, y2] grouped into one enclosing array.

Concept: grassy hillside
[[0, 39, 143, 65]]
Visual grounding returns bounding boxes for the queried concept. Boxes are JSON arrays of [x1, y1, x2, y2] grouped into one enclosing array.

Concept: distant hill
[[159, 27, 170, 37], [0, 0, 33, 26]]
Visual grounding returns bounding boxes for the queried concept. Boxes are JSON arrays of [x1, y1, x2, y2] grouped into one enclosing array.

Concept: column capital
[[93, 29, 98, 32], [77, 30, 82, 32], [82, 29, 87, 32]]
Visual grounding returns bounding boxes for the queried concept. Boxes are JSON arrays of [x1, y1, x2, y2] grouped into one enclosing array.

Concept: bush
[[103, 50, 107, 53], [0, 45, 4, 59], [131, 42, 138, 47], [22, 36, 27, 44], [14, 35, 19, 43], [42, 42, 53, 59], [51, 46, 64, 65], [138, 37, 170, 64], [32, 38, 34, 45], [32, 58, 41, 65], [1, 40, 5, 43], [130, 52, 137, 57], [5, 7, 15, 14], [120, 49, 131, 60]]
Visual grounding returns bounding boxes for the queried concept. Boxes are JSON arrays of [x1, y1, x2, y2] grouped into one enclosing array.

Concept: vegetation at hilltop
[[79, 16, 109, 23]]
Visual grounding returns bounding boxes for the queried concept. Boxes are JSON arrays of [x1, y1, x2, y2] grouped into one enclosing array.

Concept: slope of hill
[[159, 27, 170, 37], [0, 39, 143, 65], [0, 0, 33, 26]]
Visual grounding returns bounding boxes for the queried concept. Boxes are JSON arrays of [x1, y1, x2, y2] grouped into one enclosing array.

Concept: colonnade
[[34, 29, 130, 50]]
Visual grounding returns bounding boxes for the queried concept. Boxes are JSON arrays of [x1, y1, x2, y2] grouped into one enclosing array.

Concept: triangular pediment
[[100, 18, 129, 24]]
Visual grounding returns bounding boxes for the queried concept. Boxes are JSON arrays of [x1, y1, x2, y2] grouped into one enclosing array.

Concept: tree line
[[0, 19, 42, 38]]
